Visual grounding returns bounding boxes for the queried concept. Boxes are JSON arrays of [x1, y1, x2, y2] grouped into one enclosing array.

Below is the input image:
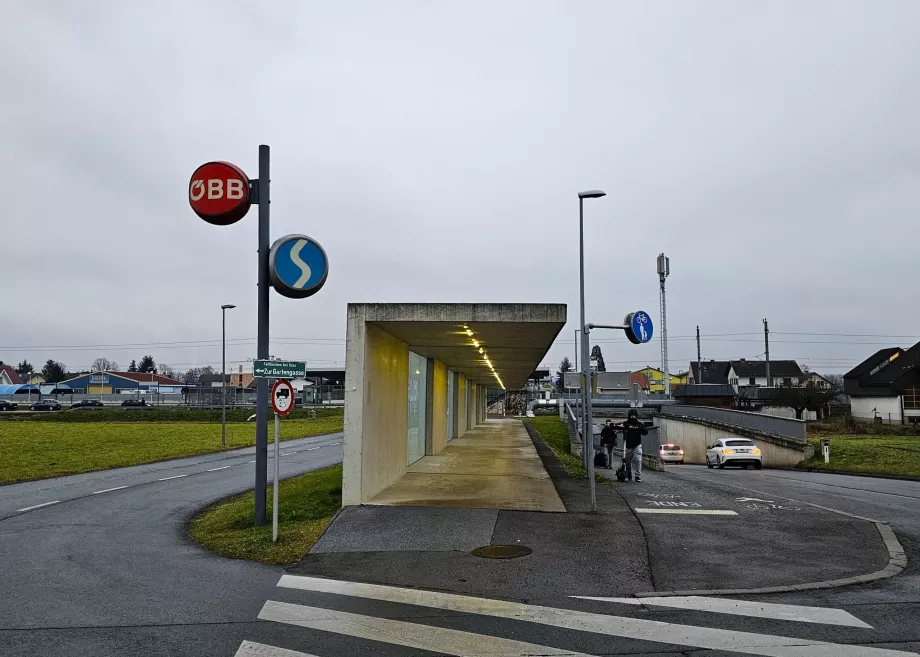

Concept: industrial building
[[61, 371, 185, 395]]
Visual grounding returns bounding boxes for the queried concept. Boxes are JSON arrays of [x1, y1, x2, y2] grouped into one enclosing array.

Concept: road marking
[[157, 474, 188, 481], [235, 640, 321, 657], [305, 447, 321, 451], [206, 466, 231, 472], [16, 501, 60, 512], [249, 459, 257, 463], [737, 497, 775, 503], [572, 596, 872, 628], [278, 575, 916, 657], [258, 600, 593, 657], [91, 486, 128, 495], [635, 508, 738, 516]]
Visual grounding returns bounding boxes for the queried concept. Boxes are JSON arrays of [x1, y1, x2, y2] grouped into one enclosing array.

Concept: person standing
[[619, 409, 648, 482], [600, 420, 617, 468]]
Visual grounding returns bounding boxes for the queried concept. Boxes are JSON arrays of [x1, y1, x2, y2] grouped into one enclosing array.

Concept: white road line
[[305, 447, 321, 451], [249, 459, 257, 463], [206, 466, 232, 472], [157, 474, 188, 481], [277, 575, 917, 657], [91, 486, 128, 495], [235, 640, 321, 657], [572, 596, 872, 629], [635, 508, 738, 516], [259, 601, 592, 657], [16, 501, 60, 512]]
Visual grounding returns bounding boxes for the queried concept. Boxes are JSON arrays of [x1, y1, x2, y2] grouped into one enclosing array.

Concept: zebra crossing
[[236, 574, 919, 657]]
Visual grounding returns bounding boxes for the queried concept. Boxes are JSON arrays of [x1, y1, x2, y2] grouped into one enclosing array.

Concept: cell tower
[[657, 253, 671, 397]]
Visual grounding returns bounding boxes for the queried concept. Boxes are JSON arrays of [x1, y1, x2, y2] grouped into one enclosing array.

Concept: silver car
[[658, 443, 684, 464]]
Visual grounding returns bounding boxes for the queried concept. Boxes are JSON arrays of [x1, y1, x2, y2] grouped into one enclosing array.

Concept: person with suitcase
[[600, 420, 618, 468], [618, 409, 648, 482]]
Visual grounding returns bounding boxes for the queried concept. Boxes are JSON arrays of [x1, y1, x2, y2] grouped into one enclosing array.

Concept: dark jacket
[[600, 424, 617, 446], [620, 417, 648, 449]]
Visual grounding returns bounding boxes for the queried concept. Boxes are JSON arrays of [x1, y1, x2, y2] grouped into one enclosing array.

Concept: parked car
[[706, 438, 762, 470], [121, 399, 147, 407], [0, 400, 19, 411], [72, 400, 104, 409], [658, 443, 684, 464], [29, 400, 62, 412]]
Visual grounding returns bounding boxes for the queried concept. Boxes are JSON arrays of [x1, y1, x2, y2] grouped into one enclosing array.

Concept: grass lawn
[[524, 416, 587, 478], [189, 464, 342, 565], [0, 414, 343, 484], [799, 435, 920, 478]]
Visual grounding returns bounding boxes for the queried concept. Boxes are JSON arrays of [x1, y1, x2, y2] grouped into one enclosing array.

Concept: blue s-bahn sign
[[268, 234, 329, 299]]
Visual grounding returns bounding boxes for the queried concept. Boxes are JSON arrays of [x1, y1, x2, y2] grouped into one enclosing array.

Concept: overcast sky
[[2, 1, 919, 379]]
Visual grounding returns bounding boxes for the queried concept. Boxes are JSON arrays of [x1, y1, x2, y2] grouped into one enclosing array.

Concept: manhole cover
[[471, 544, 532, 559]]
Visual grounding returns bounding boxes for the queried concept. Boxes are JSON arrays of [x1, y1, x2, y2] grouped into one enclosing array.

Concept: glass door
[[447, 371, 456, 441], [407, 351, 428, 465]]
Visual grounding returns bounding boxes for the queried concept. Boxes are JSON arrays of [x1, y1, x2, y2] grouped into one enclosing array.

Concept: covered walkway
[[368, 418, 565, 512]]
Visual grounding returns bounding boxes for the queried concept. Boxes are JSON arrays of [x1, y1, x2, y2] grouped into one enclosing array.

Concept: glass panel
[[725, 439, 755, 446], [407, 352, 427, 465]]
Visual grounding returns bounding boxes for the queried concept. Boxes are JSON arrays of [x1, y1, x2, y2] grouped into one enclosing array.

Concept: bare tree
[[158, 363, 177, 379], [91, 357, 119, 372], [770, 382, 839, 420]]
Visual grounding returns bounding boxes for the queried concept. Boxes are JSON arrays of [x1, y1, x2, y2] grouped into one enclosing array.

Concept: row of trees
[[0, 355, 184, 383]]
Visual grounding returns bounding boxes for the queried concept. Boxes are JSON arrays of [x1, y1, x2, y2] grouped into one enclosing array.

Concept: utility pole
[[696, 325, 701, 384], [574, 329, 578, 371], [764, 318, 771, 387], [657, 253, 670, 397]]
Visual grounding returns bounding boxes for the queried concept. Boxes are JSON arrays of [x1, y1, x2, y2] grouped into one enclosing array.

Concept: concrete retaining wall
[[658, 416, 812, 467]]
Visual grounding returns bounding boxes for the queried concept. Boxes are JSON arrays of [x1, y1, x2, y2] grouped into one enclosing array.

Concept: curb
[[787, 466, 920, 483], [634, 475, 909, 598]]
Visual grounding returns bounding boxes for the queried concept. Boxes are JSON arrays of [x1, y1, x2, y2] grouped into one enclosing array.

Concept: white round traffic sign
[[271, 379, 295, 416]]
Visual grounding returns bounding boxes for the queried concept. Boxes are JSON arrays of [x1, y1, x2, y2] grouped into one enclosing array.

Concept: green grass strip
[[189, 464, 342, 565]]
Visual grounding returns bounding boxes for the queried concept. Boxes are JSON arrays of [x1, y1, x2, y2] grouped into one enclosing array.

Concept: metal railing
[[661, 404, 806, 442]]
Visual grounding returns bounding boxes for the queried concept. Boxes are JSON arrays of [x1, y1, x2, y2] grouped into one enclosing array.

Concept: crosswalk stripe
[[571, 595, 872, 628], [234, 640, 320, 657], [259, 600, 592, 657], [277, 575, 917, 657]]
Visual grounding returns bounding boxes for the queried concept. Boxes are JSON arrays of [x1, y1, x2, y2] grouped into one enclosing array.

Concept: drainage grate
[[471, 544, 532, 559]]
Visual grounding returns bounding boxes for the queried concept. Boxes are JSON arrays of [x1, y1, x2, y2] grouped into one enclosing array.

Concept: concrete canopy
[[352, 303, 566, 389]]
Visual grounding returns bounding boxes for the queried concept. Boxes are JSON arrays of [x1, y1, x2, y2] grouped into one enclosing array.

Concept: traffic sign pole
[[255, 145, 271, 527], [273, 410, 280, 542]]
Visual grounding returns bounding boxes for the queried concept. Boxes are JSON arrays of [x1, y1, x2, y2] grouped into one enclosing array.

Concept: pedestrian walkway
[[234, 573, 919, 657], [367, 418, 565, 512]]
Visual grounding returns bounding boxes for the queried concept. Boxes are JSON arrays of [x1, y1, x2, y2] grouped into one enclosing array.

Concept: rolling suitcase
[[593, 450, 606, 468]]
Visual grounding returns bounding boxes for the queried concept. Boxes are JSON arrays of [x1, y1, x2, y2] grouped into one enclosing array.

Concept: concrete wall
[[851, 396, 902, 423], [658, 416, 810, 468], [343, 320, 409, 506], [431, 360, 449, 454]]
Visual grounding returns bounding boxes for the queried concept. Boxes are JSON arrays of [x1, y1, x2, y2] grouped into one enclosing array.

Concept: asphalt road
[[0, 432, 343, 657], [2, 441, 919, 657]]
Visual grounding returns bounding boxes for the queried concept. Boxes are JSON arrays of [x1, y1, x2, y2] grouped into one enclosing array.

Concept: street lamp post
[[221, 304, 236, 446], [578, 189, 606, 477]]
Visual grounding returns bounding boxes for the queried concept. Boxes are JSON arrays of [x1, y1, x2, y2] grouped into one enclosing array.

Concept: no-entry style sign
[[268, 234, 329, 299], [189, 161, 252, 226], [271, 379, 295, 416]]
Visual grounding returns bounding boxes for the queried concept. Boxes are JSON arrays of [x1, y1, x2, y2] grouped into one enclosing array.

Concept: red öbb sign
[[189, 161, 252, 226]]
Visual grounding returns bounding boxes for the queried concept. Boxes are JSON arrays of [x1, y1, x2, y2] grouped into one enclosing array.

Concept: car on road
[[0, 400, 19, 411], [72, 400, 105, 410], [658, 443, 684, 464], [121, 398, 146, 407], [29, 400, 62, 412], [707, 438, 762, 470]]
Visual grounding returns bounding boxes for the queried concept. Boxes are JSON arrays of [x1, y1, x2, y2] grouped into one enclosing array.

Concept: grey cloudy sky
[[2, 1, 919, 378]]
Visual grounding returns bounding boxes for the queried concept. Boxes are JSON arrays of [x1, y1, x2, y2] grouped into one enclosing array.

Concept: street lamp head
[[221, 304, 236, 310], [578, 190, 606, 199]]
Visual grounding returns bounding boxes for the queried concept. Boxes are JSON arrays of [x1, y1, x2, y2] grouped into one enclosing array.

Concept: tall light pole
[[221, 304, 236, 446], [657, 253, 670, 397], [578, 189, 606, 470]]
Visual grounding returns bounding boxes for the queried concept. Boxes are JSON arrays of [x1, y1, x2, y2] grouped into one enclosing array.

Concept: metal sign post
[[583, 311, 654, 512], [271, 379, 295, 543]]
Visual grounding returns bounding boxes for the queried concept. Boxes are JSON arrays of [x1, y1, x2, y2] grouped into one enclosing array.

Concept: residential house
[[727, 359, 804, 389], [688, 360, 731, 385], [0, 365, 23, 386], [801, 372, 833, 390], [630, 371, 650, 391], [844, 344, 920, 424], [633, 366, 688, 394]]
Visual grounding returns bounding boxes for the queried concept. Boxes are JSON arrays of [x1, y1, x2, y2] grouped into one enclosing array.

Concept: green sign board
[[253, 360, 307, 379]]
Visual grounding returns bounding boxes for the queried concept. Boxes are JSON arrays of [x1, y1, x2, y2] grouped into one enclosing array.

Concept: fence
[[661, 404, 806, 442]]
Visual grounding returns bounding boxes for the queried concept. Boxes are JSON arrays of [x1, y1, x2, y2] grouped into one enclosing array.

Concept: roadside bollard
[[821, 438, 830, 464]]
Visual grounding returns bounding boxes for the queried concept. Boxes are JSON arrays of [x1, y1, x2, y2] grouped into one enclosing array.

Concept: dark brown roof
[[844, 347, 904, 381], [0, 365, 23, 384], [689, 361, 731, 385], [730, 360, 803, 378]]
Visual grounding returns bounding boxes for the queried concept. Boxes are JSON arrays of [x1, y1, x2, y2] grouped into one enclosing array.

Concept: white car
[[706, 438, 762, 470], [658, 443, 684, 464]]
